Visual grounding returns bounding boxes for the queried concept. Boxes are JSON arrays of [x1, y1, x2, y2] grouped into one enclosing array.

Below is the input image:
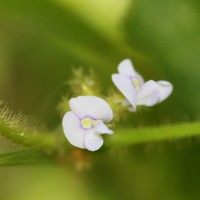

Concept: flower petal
[[62, 111, 85, 149], [84, 129, 103, 151], [118, 59, 135, 76], [118, 59, 144, 83], [95, 121, 113, 135], [112, 74, 137, 111], [69, 96, 113, 122], [157, 81, 173, 102], [136, 80, 160, 106]]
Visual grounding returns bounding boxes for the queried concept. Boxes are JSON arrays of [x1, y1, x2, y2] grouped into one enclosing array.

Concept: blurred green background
[[0, 0, 200, 199]]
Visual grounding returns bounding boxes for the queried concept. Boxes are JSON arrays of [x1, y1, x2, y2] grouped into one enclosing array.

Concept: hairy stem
[[0, 119, 59, 154], [1, 116, 200, 155]]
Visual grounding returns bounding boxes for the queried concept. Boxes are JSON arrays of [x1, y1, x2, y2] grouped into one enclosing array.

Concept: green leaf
[[0, 149, 49, 166]]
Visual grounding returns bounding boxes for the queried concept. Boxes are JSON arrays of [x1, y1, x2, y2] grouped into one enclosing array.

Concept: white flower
[[112, 59, 173, 111], [62, 96, 113, 151]]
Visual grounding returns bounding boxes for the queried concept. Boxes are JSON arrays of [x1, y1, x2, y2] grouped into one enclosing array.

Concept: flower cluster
[[62, 59, 173, 151]]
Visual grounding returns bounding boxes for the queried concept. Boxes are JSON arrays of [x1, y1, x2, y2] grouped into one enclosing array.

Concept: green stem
[[1, 116, 200, 154], [111, 121, 200, 145], [0, 119, 58, 154]]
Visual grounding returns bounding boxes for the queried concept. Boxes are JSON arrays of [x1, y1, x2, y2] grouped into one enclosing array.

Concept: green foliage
[[0, 0, 200, 199], [124, 0, 200, 120], [0, 149, 49, 166]]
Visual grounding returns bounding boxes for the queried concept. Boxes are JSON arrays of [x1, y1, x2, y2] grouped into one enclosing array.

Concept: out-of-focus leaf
[[0, 0, 137, 127], [124, 0, 200, 119], [0, 0, 133, 68], [55, 0, 131, 39], [0, 149, 49, 166]]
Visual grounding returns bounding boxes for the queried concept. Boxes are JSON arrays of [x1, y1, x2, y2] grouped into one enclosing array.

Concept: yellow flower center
[[132, 78, 140, 89], [81, 118, 101, 129]]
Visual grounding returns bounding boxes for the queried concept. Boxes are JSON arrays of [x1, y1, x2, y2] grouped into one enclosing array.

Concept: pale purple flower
[[62, 96, 113, 151], [112, 59, 173, 111]]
